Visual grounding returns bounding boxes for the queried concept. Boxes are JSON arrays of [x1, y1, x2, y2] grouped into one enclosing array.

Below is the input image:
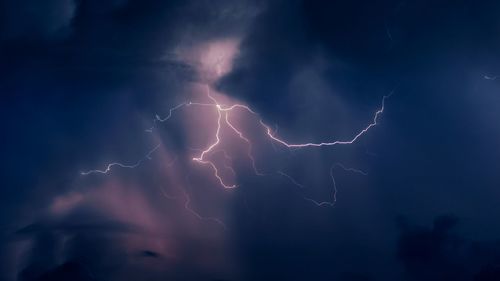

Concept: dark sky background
[[1, 0, 500, 280]]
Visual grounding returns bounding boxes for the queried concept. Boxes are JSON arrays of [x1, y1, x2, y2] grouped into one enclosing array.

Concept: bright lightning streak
[[82, 88, 389, 190], [184, 87, 388, 187], [82, 53, 390, 210], [260, 94, 390, 148], [191, 87, 237, 189], [78, 41, 393, 231]]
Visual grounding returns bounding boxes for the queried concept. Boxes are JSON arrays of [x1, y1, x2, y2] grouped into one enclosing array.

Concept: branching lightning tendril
[[160, 183, 227, 230], [80, 144, 161, 175], [82, 84, 389, 193], [321, 162, 368, 206]]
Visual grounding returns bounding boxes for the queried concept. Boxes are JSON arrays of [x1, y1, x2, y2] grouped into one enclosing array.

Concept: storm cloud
[[1, 0, 500, 280]]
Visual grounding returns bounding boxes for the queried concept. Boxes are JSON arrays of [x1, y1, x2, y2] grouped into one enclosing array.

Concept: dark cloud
[[474, 265, 500, 281], [138, 250, 161, 258], [397, 215, 500, 281], [0, 0, 76, 41], [35, 261, 94, 281], [219, 0, 500, 120], [1, 1, 500, 281]]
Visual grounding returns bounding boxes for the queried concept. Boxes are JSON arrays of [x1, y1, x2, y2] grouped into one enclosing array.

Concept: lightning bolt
[[190, 87, 237, 189], [80, 85, 389, 230], [81, 66, 390, 229], [77, 40, 394, 232], [82, 85, 389, 189], [225, 111, 264, 176], [260, 94, 390, 148], [188, 86, 388, 188]]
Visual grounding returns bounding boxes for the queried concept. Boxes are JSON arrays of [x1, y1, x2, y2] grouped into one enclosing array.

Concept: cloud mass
[[1, 0, 500, 280]]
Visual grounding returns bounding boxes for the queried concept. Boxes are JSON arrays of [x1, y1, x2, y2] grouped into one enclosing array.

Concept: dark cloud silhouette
[[0, 0, 76, 41], [474, 265, 500, 281], [139, 250, 161, 258], [23, 261, 94, 281], [397, 215, 500, 281]]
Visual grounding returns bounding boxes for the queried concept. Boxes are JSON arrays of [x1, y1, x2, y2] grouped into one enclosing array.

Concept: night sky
[[1, 1, 500, 280]]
